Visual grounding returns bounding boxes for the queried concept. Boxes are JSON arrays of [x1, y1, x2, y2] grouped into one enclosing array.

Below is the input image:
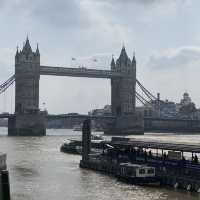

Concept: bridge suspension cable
[[135, 91, 152, 106], [136, 79, 157, 101], [135, 79, 158, 108], [0, 75, 15, 95]]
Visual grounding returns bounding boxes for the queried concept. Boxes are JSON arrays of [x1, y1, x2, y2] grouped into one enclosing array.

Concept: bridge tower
[[107, 46, 143, 135], [111, 46, 136, 116], [8, 38, 46, 136], [15, 37, 40, 113]]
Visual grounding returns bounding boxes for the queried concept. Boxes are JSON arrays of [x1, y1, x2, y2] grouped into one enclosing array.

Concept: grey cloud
[[141, 46, 200, 107], [100, 0, 188, 5], [0, 0, 5, 10], [30, 0, 90, 29], [2, 0, 91, 30], [147, 47, 200, 70]]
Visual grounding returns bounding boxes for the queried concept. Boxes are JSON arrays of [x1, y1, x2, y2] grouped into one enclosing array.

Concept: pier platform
[[80, 136, 200, 192]]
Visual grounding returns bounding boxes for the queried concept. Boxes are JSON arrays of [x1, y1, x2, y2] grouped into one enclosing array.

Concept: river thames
[[0, 128, 200, 200]]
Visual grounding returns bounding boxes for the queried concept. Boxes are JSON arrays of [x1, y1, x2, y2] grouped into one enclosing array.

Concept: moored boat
[[117, 163, 160, 186], [60, 136, 105, 155]]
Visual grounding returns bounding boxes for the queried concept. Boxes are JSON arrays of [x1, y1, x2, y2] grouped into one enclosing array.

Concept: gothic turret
[[132, 52, 136, 66], [15, 37, 40, 114], [22, 37, 32, 54], [115, 45, 132, 72], [119, 46, 128, 61], [36, 43, 40, 55], [111, 46, 136, 116], [15, 37, 40, 64], [111, 56, 115, 70], [11, 37, 45, 136]]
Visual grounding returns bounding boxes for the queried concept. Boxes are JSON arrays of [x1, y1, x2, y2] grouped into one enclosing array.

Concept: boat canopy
[[111, 138, 200, 153]]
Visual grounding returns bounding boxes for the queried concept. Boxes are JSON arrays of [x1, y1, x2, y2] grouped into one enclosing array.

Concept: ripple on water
[[0, 129, 200, 200]]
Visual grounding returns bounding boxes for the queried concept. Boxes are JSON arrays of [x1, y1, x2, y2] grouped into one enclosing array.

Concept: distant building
[[180, 92, 192, 106], [193, 109, 200, 120], [88, 105, 111, 116], [139, 92, 198, 119]]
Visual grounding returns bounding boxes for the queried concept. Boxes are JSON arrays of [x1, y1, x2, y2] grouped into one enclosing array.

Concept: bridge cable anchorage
[[0, 75, 15, 95]]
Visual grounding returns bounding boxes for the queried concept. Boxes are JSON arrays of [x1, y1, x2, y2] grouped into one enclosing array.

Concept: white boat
[[117, 163, 160, 186]]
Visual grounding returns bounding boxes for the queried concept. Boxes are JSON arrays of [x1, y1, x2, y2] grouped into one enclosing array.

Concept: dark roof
[[111, 138, 200, 153]]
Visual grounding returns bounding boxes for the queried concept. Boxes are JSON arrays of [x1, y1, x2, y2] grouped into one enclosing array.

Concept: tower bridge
[[1, 38, 200, 135], [2, 37, 143, 136]]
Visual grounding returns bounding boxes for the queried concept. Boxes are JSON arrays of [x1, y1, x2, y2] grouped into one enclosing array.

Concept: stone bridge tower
[[107, 46, 143, 135], [8, 38, 46, 136], [111, 46, 136, 116], [15, 37, 40, 113]]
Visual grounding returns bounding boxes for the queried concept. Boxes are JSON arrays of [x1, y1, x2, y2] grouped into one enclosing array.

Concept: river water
[[0, 128, 200, 200]]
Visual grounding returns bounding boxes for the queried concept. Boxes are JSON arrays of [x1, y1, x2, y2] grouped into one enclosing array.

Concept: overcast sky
[[0, 0, 200, 114]]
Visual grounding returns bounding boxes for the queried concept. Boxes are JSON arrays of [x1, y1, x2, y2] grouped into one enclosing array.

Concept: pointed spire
[[132, 51, 136, 64], [111, 55, 115, 70], [119, 45, 128, 59], [36, 43, 40, 55], [22, 36, 32, 53]]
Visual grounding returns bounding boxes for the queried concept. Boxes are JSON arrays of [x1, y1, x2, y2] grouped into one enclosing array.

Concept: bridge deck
[[47, 114, 115, 120], [40, 66, 124, 79], [0, 113, 115, 119], [0, 114, 14, 118]]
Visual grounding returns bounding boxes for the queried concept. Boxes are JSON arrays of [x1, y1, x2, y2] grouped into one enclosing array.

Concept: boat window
[[127, 169, 132, 176], [139, 169, 145, 174], [147, 169, 154, 174]]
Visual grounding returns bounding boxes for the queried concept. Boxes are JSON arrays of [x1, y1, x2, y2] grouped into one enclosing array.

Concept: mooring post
[[1, 170, 11, 200], [82, 119, 91, 162]]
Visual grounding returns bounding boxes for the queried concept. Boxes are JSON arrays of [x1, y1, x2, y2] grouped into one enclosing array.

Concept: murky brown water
[[0, 128, 200, 200]]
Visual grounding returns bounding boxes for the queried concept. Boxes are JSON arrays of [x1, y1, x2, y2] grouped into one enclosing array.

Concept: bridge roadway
[[40, 65, 125, 79], [0, 113, 115, 120], [0, 113, 14, 119], [47, 114, 115, 120], [1, 113, 200, 122]]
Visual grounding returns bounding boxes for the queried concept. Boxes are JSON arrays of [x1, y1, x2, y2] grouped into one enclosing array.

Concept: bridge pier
[[8, 113, 46, 136]]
